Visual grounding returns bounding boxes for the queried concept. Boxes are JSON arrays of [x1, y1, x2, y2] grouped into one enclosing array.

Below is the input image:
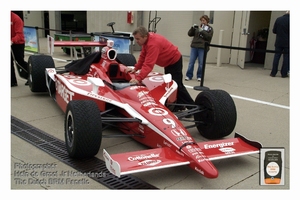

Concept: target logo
[[46, 69, 55, 73], [68, 79, 91, 86], [148, 107, 168, 116], [149, 75, 164, 82]]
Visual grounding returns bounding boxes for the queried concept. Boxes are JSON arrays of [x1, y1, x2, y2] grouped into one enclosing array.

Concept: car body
[[27, 40, 262, 179]]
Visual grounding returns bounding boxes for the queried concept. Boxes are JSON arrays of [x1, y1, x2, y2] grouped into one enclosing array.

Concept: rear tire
[[194, 89, 237, 139], [64, 100, 102, 158], [28, 54, 55, 92]]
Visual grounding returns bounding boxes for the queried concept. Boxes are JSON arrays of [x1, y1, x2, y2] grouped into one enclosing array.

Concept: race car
[[27, 40, 262, 179]]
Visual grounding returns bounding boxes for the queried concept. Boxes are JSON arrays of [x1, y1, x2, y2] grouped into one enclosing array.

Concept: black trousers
[[271, 46, 289, 76], [11, 43, 28, 84], [164, 56, 195, 107]]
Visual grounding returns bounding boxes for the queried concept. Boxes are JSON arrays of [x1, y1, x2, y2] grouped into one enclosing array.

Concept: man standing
[[270, 11, 290, 78], [126, 26, 195, 110], [11, 11, 28, 86]]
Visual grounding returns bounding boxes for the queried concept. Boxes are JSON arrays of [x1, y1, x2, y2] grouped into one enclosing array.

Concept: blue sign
[[94, 35, 130, 53], [23, 26, 39, 53]]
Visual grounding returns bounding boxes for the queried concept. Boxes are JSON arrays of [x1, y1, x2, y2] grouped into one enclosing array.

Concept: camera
[[202, 24, 209, 31], [193, 24, 199, 29]]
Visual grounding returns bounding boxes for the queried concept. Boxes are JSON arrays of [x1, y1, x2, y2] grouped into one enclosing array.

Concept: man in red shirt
[[11, 11, 28, 86], [126, 26, 195, 110]]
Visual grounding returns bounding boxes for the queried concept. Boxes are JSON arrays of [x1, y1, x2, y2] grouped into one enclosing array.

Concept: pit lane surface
[[10, 38, 290, 191]]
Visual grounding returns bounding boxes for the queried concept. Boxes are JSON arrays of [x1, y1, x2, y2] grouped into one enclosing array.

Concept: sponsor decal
[[203, 142, 234, 149], [194, 167, 204, 175], [128, 153, 159, 161], [163, 85, 175, 97], [69, 79, 91, 86], [87, 92, 113, 102], [46, 68, 55, 73], [171, 128, 187, 137], [163, 140, 171, 147], [219, 147, 236, 154], [197, 158, 208, 163], [109, 165, 116, 175], [188, 147, 202, 153], [56, 79, 74, 104], [143, 102, 157, 107], [137, 91, 157, 107], [140, 97, 155, 105], [103, 151, 109, 161], [176, 149, 184, 157], [137, 91, 149, 98], [176, 136, 192, 141], [148, 107, 168, 116], [138, 160, 161, 166], [130, 86, 145, 90]]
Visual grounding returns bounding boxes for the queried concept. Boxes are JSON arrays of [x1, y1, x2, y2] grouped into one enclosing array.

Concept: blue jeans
[[185, 47, 204, 79]]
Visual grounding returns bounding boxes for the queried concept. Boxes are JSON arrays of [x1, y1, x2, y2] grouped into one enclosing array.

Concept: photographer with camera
[[185, 15, 213, 82]]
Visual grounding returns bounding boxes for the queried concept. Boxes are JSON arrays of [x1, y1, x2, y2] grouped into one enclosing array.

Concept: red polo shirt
[[134, 32, 181, 81], [11, 12, 25, 44]]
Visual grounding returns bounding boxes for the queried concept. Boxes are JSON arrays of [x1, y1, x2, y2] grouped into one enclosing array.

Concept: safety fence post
[[194, 42, 209, 91]]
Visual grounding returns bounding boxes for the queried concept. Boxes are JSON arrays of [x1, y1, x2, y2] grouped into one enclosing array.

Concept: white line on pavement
[[185, 85, 289, 110]]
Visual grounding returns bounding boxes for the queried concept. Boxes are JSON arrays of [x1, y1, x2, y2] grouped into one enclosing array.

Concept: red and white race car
[[27, 40, 262, 179]]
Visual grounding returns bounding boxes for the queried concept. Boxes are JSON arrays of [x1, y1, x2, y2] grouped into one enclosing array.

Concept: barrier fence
[[24, 26, 288, 91], [194, 42, 289, 91]]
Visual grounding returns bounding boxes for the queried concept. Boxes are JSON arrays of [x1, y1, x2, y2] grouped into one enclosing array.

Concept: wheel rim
[[66, 112, 74, 148], [198, 101, 214, 126]]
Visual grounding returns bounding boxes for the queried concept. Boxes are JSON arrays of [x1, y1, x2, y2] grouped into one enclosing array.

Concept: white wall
[[23, 11, 44, 38], [23, 10, 282, 67]]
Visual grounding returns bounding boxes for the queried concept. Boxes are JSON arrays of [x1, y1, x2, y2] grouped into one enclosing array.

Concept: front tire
[[194, 89, 237, 139], [64, 100, 102, 158]]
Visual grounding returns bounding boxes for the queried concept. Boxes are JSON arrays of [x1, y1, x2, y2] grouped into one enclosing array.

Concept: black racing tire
[[194, 89, 237, 139], [64, 100, 102, 158], [28, 54, 55, 92], [116, 53, 137, 66]]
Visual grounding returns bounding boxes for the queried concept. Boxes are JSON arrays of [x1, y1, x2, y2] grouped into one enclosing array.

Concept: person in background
[[185, 15, 213, 82], [125, 26, 195, 111], [11, 11, 28, 87], [270, 11, 289, 78]]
